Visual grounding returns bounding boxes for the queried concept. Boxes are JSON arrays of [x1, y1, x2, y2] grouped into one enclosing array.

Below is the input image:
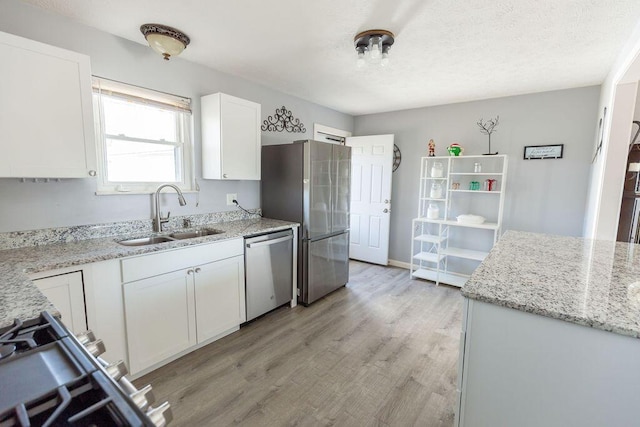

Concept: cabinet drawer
[[121, 238, 243, 283]]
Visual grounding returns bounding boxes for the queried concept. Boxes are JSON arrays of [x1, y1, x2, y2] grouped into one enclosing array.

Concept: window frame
[[92, 77, 194, 195]]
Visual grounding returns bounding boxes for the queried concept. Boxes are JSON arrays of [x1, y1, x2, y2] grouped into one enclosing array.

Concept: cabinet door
[[0, 31, 95, 178], [201, 92, 260, 180], [82, 260, 128, 368], [220, 94, 261, 180], [33, 271, 87, 334], [124, 270, 196, 375], [194, 255, 245, 343]]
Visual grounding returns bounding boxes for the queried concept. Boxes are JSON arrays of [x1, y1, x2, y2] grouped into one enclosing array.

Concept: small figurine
[[447, 143, 464, 156], [428, 139, 435, 157]]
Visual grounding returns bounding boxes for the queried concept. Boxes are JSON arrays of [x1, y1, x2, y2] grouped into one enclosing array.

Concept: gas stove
[[0, 312, 171, 427]]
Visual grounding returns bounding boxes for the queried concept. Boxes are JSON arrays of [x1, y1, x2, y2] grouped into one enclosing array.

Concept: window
[[313, 123, 352, 145], [92, 77, 193, 193]]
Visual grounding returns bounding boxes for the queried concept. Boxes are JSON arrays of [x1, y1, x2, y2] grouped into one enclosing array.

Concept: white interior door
[[346, 135, 394, 265]]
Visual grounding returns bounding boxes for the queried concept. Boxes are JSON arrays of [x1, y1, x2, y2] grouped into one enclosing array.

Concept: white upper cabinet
[[0, 31, 96, 178], [201, 93, 261, 180]]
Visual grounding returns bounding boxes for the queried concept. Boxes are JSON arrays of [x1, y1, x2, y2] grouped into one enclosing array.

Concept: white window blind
[[92, 77, 191, 113]]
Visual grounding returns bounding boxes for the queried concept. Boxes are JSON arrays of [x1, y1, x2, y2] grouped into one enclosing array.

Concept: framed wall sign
[[524, 144, 564, 160]]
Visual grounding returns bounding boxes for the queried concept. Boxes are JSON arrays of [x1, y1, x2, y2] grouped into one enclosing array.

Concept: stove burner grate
[[0, 313, 157, 426]]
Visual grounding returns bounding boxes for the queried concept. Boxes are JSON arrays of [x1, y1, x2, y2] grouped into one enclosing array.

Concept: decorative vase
[[447, 143, 463, 156]]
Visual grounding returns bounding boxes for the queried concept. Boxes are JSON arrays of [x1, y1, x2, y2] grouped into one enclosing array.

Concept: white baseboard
[[388, 259, 411, 269]]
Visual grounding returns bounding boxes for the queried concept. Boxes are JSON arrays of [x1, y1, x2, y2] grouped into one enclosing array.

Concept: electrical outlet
[[226, 193, 237, 206]]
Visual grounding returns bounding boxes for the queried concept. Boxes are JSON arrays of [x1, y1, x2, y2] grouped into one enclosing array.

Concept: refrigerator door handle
[[307, 230, 350, 242]]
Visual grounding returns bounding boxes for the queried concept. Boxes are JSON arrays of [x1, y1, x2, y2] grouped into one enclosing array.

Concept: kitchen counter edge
[[0, 218, 299, 331], [460, 230, 640, 339]]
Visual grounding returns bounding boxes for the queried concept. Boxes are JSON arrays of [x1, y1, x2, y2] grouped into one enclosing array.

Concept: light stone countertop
[[0, 217, 298, 331], [462, 230, 640, 339]]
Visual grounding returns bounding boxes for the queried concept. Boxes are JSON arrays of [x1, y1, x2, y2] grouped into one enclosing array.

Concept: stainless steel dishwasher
[[245, 229, 294, 321]]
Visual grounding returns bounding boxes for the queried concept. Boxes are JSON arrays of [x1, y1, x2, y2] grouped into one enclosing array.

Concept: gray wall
[[354, 86, 600, 263], [0, 0, 353, 232]]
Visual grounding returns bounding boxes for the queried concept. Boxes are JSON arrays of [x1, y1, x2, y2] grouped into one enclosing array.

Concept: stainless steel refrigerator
[[261, 140, 351, 305]]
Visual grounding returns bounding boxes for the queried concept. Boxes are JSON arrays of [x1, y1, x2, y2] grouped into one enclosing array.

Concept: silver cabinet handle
[[223, 173, 228, 178], [88, 170, 97, 177], [384, 199, 390, 204], [195, 268, 201, 273], [383, 208, 390, 213], [187, 269, 194, 275]]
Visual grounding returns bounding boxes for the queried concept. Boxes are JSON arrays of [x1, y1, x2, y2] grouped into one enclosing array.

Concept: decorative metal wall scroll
[[261, 106, 306, 133]]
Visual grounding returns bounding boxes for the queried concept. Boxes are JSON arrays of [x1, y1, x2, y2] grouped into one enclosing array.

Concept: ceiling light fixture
[[140, 23, 190, 61], [354, 29, 394, 68]]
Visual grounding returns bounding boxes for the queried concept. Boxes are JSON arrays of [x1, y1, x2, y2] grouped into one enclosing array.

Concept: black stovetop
[[0, 312, 154, 427]]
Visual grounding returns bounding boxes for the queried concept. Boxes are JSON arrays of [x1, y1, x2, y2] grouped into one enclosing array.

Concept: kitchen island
[[0, 216, 298, 331], [456, 231, 640, 427]]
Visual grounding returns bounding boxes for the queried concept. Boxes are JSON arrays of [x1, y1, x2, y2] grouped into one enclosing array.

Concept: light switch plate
[[226, 193, 237, 206]]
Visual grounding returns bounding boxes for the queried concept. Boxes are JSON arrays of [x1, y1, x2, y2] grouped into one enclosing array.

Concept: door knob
[[383, 208, 390, 213]]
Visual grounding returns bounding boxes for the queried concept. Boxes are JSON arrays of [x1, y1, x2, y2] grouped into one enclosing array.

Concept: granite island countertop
[[462, 230, 640, 338], [0, 217, 298, 331]]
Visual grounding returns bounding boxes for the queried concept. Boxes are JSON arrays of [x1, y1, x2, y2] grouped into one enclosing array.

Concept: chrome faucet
[[154, 184, 187, 232]]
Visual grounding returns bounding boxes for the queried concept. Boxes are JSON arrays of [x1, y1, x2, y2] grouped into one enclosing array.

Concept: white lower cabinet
[[124, 270, 196, 375], [82, 260, 128, 367], [121, 239, 245, 376], [31, 261, 126, 365], [456, 299, 640, 427], [32, 271, 87, 334], [194, 256, 245, 343]]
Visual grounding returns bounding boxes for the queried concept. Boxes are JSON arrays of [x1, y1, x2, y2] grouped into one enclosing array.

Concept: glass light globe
[[369, 41, 381, 60], [145, 33, 186, 60], [381, 52, 389, 66]]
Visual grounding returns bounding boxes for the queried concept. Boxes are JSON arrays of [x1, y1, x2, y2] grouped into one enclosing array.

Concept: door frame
[[346, 134, 394, 266], [313, 123, 352, 144]]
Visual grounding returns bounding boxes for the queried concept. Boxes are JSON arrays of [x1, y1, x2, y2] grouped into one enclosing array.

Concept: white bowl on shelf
[[456, 214, 485, 224]]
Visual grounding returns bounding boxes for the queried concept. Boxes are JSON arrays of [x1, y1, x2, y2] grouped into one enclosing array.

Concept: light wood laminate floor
[[135, 261, 463, 426]]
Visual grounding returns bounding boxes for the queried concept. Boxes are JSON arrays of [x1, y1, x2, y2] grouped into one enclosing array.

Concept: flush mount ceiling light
[[140, 23, 190, 61], [354, 29, 394, 68]]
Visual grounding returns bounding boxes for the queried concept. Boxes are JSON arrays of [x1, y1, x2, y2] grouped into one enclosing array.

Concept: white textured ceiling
[[21, 0, 640, 115]]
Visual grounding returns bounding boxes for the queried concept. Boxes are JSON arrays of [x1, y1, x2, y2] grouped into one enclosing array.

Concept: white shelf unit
[[411, 155, 508, 287]]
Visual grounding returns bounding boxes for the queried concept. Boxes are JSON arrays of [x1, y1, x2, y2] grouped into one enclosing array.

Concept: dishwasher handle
[[246, 234, 293, 248]]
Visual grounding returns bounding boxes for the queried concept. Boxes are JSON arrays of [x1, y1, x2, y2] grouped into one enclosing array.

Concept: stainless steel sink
[[117, 236, 176, 246], [117, 228, 224, 246], [169, 228, 224, 240]]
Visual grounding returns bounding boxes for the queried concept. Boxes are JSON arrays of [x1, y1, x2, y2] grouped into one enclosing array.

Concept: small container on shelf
[[430, 162, 444, 178], [484, 179, 497, 191], [474, 162, 482, 173], [426, 204, 440, 219], [430, 182, 443, 199], [451, 182, 460, 190]]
